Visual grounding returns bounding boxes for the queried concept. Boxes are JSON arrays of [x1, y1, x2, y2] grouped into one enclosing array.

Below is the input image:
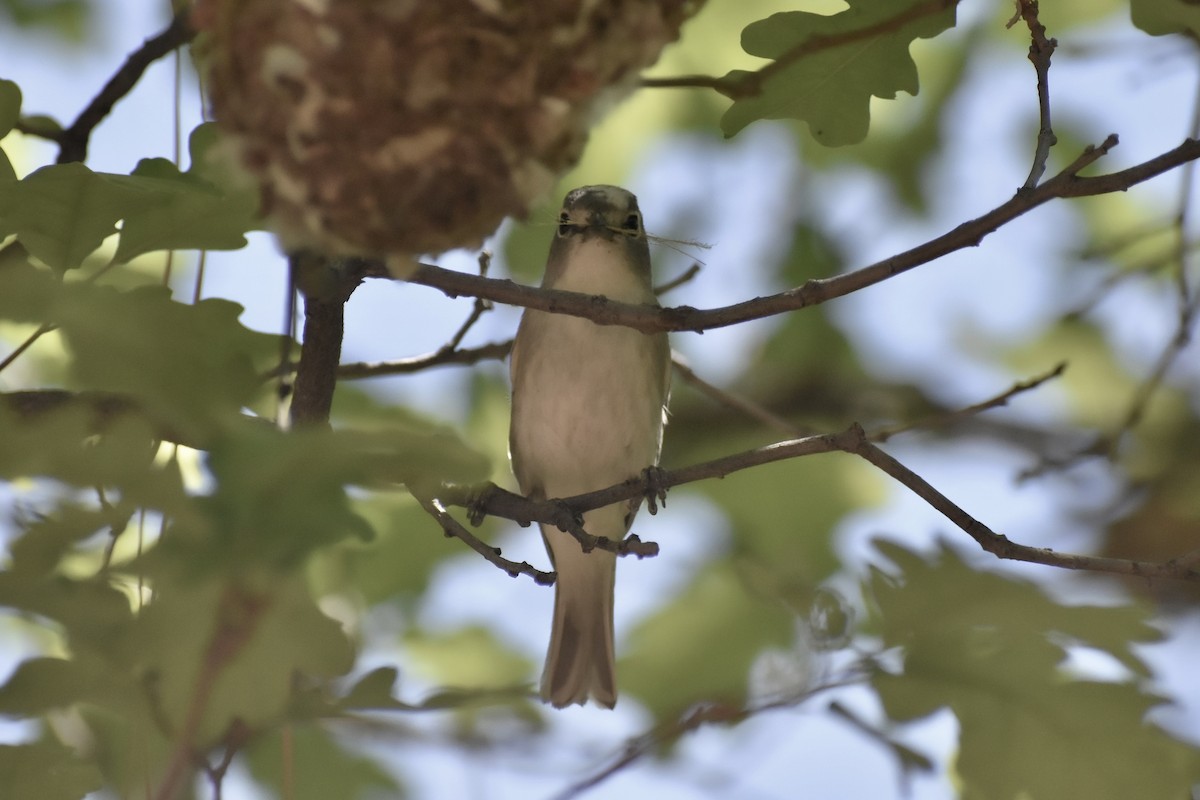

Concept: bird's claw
[[641, 466, 669, 515]]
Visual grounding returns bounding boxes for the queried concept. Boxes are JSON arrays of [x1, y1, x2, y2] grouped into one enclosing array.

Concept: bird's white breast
[[511, 238, 666, 499]]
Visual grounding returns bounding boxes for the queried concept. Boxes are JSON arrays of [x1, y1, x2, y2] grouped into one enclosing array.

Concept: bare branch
[[460, 482, 661, 560], [52, 8, 195, 164], [1037, 82, 1200, 473], [9, 373, 1196, 583], [442, 251, 495, 353], [290, 254, 367, 427], [329, 260, 698, 382], [841, 425, 1200, 581], [552, 674, 866, 800], [872, 362, 1067, 443], [672, 356, 808, 437], [442, 420, 1200, 583], [653, 262, 703, 295], [415, 495, 555, 585], [384, 136, 1200, 334], [1010, 0, 1058, 188], [336, 341, 513, 379], [1110, 76, 1200, 443]]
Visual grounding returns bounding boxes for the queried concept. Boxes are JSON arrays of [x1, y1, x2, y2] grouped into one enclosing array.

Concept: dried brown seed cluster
[[194, 0, 698, 258]]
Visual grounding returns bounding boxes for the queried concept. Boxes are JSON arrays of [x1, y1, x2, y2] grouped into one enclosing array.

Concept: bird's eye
[[557, 211, 571, 237], [622, 212, 641, 233]]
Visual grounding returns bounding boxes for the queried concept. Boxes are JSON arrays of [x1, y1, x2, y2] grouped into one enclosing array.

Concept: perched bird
[[510, 185, 671, 708]]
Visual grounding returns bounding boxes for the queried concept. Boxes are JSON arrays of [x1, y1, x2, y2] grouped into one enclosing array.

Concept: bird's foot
[[641, 466, 669, 515]]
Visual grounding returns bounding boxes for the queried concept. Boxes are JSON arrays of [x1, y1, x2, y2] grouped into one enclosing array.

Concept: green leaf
[[1131, 0, 1200, 37], [0, 571, 134, 656], [721, 0, 958, 144], [0, 77, 20, 137], [0, 147, 14, 184], [113, 124, 261, 263], [671, 424, 868, 586], [16, 113, 63, 140], [0, 655, 141, 717], [55, 284, 277, 436], [0, 266, 279, 441], [7, 503, 123, 576], [405, 625, 532, 690], [78, 703, 173, 799], [0, 403, 195, 524], [308, 382, 493, 491], [245, 724, 402, 800], [124, 574, 355, 745], [147, 417, 487, 573], [0, 0, 91, 41], [623, 562, 795, 718], [867, 540, 1200, 800], [0, 739, 103, 800], [338, 666, 411, 711], [190, 425, 377, 570], [0, 124, 259, 271], [319, 494, 463, 602], [0, 657, 92, 716], [0, 162, 154, 271]]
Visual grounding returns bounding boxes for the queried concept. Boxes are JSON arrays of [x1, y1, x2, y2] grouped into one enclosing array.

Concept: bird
[[509, 185, 671, 708]]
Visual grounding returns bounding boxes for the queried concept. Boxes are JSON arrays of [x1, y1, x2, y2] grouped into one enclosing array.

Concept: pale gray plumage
[[509, 185, 670, 708]]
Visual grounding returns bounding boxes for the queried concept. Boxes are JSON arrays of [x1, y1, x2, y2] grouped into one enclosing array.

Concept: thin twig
[[386, 136, 1200, 334], [335, 341, 513, 379], [202, 721, 250, 800], [840, 424, 1200, 581], [1113, 75, 1200, 439], [1011, 0, 1058, 189], [653, 262, 703, 295], [672, 356, 806, 437], [322, 262, 700, 382], [552, 675, 865, 800], [872, 362, 1067, 443], [0, 321, 54, 374], [1045, 78, 1200, 469], [442, 252, 494, 353], [415, 495, 555, 585]]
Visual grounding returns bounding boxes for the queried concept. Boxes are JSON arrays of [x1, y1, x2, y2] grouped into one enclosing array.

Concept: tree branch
[[1107, 78, 1200, 447], [9, 363, 1195, 585], [672, 356, 808, 437], [50, 8, 195, 164], [322, 262, 699, 382], [384, 136, 1200, 334], [551, 674, 866, 800], [290, 255, 367, 427], [415, 495, 555, 585], [1009, 0, 1058, 189], [872, 362, 1067, 443], [335, 341, 513, 379], [441, 420, 1200, 584]]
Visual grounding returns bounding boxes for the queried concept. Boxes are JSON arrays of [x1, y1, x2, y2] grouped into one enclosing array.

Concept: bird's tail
[[540, 506, 623, 708]]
